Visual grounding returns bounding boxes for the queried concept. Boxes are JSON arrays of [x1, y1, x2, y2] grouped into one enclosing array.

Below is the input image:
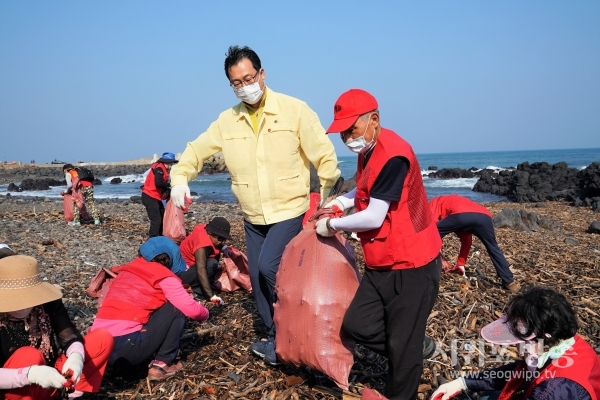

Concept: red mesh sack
[[162, 199, 186, 244], [213, 246, 252, 292], [274, 208, 361, 389]]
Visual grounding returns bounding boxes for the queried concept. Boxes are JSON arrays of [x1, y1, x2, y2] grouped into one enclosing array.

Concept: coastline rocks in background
[[493, 208, 561, 232], [474, 162, 600, 208], [588, 222, 600, 234], [110, 177, 122, 184], [8, 178, 63, 192], [428, 166, 438, 171], [427, 168, 477, 179], [129, 195, 142, 204], [94, 178, 102, 185]]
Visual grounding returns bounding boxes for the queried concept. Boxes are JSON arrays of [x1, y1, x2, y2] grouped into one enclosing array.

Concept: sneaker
[[503, 281, 520, 293], [250, 340, 267, 358], [94, 219, 101, 225], [423, 336, 436, 359], [147, 360, 184, 381], [68, 221, 81, 227]]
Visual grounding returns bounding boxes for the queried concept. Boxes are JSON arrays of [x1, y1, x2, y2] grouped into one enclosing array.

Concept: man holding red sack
[[429, 194, 519, 292], [176, 217, 231, 306], [318, 89, 442, 399], [142, 152, 178, 238]]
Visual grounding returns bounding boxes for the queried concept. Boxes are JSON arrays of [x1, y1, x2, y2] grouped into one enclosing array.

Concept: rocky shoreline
[[0, 196, 599, 399]]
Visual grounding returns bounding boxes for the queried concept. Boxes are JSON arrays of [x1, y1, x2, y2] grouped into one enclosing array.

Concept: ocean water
[[1, 148, 598, 203]]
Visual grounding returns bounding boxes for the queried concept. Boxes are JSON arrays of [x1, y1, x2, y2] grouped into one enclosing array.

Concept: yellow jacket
[[170, 87, 340, 225]]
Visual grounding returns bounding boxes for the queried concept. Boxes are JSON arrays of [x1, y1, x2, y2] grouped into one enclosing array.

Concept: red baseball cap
[[326, 89, 378, 133]]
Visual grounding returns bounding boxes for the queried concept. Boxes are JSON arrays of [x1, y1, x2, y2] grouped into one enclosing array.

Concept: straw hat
[[0, 255, 62, 312]]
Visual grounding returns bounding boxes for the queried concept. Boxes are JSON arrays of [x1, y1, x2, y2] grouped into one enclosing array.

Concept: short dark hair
[[151, 253, 171, 268], [506, 287, 578, 346], [63, 163, 74, 172], [224, 46, 261, 79]]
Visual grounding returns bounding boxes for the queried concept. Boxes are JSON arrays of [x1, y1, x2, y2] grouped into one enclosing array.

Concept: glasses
[[229, 70, 260, 89]]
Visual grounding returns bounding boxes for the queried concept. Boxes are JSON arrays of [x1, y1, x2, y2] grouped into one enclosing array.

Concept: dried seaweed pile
[[0, 199, 599, 399]]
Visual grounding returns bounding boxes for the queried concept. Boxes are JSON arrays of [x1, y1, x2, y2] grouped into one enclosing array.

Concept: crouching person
[[90, 237, 209, 381], [0, 255, 113, 399], [177, 217, 231, 305]]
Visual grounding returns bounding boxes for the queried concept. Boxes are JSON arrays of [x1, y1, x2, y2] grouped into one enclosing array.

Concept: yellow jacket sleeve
[[170, 121, 223, 187]]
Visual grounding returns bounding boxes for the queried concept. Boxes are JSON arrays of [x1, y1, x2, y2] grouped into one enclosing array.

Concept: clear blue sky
[[1, 1, 599, 163]]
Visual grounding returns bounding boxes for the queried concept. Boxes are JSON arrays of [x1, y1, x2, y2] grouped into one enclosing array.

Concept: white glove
[[324, 198, 345, 212], [315, 218, 336, 237], [27, 365, 66, 389], [171, 184, 191, 209], [210, 295, 225, 306], [62, 352, 84, 384], [430, 377, 466, 400]]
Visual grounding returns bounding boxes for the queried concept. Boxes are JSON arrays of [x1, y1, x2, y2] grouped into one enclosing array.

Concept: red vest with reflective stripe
[[429, 194, 492, 221], [142, 163, 169, 200], [498, 335, 600, 400], [96, 257, 178, 325], [355, 128, 441, 269]]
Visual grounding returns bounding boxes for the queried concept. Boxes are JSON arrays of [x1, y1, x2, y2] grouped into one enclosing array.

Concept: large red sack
[[213, 246, 252, 292], [274, 208, 361, 389], [162, 199, 186, 244]]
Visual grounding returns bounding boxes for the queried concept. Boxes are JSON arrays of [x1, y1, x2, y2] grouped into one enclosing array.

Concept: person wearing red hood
[[429, 194, 519, 292], [318, 89, 442, 400], [142, 152, 178, 238]]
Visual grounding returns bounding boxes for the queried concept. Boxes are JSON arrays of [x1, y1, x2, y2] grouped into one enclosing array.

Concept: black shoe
[[423, 336, 436, 359], [262, 340, 280, 366]]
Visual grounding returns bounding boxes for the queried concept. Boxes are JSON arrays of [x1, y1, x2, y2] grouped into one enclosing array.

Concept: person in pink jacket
[[91, 237, 209, 381]]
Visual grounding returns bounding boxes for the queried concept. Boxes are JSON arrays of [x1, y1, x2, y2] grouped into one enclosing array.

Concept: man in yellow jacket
[[169, 45, 340, 366]]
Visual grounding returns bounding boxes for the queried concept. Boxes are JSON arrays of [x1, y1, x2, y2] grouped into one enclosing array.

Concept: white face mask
[[344, 114, 374, 154], [234, 81, 264, 105], [9, 307, 33, 319]]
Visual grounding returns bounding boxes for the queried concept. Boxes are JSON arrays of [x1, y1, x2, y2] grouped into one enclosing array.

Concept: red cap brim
[[326, 115, 358, 134]]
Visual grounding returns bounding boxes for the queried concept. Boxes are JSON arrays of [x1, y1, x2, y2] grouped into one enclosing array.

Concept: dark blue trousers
[[437, 212, 514, 285], [244, 214, 304, 339]]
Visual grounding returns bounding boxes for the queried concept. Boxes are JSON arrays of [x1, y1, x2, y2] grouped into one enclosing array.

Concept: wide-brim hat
[[205, 217, 232, 240], [481, 315, 536, 345], [157, 152, 179, 164], [0, 255, 62, 312], [326, 89, 379, 133]]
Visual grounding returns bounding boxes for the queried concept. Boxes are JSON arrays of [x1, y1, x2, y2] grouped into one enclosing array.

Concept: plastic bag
[[62, 192, 90, 223], [86, 267, 118, 307], [162, 199, 186, 244], [274, 207, 361, 389], [213, 246, 252, 292]]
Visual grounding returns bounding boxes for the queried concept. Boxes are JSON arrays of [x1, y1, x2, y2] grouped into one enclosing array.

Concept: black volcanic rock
[[427, 168, 476, 179], [110, 177, 122, 184]]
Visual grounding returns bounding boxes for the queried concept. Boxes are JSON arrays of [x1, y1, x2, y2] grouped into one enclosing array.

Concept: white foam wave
[[423, 177, 478, 189], [103, 174, 146, 183]]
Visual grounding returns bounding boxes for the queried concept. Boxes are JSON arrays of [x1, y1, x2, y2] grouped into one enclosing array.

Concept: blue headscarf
[[139, 237, 186, 274]]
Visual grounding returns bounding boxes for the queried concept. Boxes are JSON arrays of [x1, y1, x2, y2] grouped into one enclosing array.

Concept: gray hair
[[359, 109, 379, 122]]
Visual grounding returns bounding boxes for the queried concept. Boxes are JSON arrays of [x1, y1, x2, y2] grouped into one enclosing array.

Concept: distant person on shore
[[177, 217, 230, 305], [429, 194, 519, 292], [169, 45, 340, 366], [141, 152, 178, 238], [90, 237, 209, 381], [0, 254, 114, 400], [431, 287, 600, 400], [63, 164, 101, 226], [318, 89, 442, 399]]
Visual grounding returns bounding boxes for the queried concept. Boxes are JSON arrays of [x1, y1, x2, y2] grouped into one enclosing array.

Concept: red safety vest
[[498, 335, 600, 400], [179, 224, 220, 267], [96, 257, 178, 325], [355, 128, 441, 269], [142, 162, 170, 200], [429, 194, 492, 221]]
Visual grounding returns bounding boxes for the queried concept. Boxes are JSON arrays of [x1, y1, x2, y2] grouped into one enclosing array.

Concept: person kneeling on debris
[[177, 217, 231, 306], [90, 237, 209, 381], [0, 255, 114, 400], [431, 287, 600, 400]]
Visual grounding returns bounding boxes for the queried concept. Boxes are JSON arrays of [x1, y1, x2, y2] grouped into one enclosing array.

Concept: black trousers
[[109, 302, 185, 367], [176, 258, 219, 299], [244, 214, 304, 339], [142, 193, 164, 238], [342, 255, 441, 400], [437, 212, 514, 285]]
